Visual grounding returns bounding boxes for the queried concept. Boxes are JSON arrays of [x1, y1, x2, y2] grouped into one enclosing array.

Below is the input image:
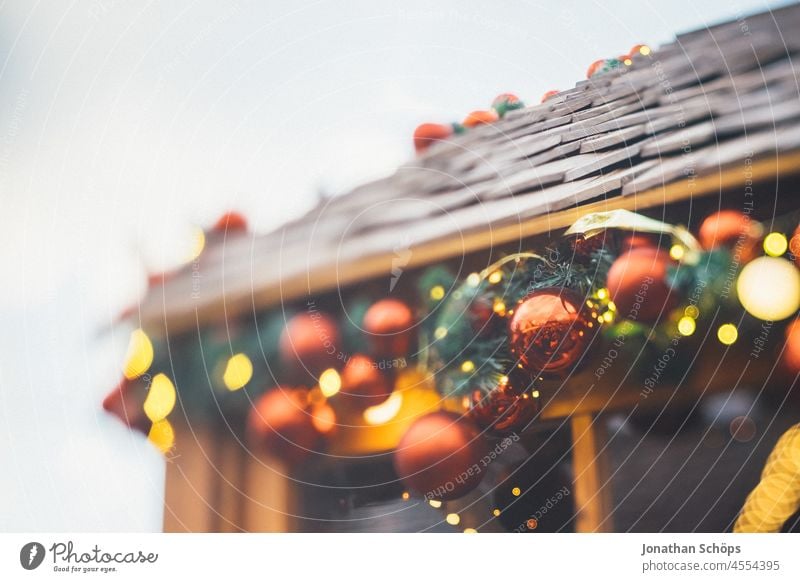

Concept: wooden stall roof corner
[[134, 3, 800, 336]]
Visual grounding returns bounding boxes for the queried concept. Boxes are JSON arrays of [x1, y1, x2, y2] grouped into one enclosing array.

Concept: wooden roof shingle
[[137, 3, 800, 333]]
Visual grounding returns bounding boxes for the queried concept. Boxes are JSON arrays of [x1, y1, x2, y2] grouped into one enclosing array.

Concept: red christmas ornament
[[462, 109, 499, 128], [279, 312, 340, 376], [212, 211, 248, 234], [782, 319, 800, 373], [789, 226, 800, 267], [586, 59, 606, 78], [363, 298, 415, 358], [698, 210, 760, 262], [606, 247, 677, 323], [394, 411, 488, 500], [413, 123, 453, 154], [541, 90, 559, 103], [491, 93, 520, 109], [509, 288, 594, 376], [102, 377, 149, 433], [339, 354, 393, 410], [470, 370, 539, 434], [247, 387, 320, 464], [629, 44, 650, 57]]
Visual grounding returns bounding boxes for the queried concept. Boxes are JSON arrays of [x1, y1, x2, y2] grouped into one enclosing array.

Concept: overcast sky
[[0, 0, 786, 531]]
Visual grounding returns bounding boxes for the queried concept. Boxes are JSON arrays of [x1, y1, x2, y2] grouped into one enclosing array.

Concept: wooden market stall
[[112, 3, 800, 533]]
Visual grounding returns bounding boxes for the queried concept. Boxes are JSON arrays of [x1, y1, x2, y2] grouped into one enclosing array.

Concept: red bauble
[[508, 288, 594, 376], [279, 313, 340, 376], [213, 211, 248, 234], [462, 109, 499, 128], [491, 93, 520, 109], [339, 354, 393, 410], [470, 371, 540, 434], [606, 247, 677, 323], [698, 210, 760, 261], [394, 411, 488, 501], [782, 320, 800, 373], [102, 377, 149, 433], [586, 59, 605, 78], [247, 387, 320, 464], [790, 226, 800, 267], [363, 299, 415, 358], [541, 90, 559, 103], [413, 123, 453, 154]]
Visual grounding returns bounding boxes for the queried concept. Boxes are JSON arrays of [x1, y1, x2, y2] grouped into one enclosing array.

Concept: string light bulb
[[677, 316, 696, 336], [123, 329, 154, 380], [669, 244, 686, 261], [143, 373, 176, 422], [148, 419, 175, 453], [737, 257, 800, 321], [445, 513, 461, 526], [717, 324, 739, 345], [430, 285, 445, 300], [319, 368, 341, 397], [763, 232, 788, 257], [222, 353, 253, 391]]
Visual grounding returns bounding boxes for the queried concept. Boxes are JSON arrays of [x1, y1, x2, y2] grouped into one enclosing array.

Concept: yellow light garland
[[734, 424, 800, 532]]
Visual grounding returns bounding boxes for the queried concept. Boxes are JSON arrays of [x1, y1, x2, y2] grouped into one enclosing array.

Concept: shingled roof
[[139, 3, 800, 333]]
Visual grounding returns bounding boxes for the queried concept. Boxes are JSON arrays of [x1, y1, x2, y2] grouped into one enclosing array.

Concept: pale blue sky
[[0, 0, 789, 530]]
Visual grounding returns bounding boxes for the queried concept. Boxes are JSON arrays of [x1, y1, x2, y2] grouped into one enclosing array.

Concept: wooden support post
[[570, 413, 613, 532], [162, 421, 218, 532], [242, 454, 293, 532]]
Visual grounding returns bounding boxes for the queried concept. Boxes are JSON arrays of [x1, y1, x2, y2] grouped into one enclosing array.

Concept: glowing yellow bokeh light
[[602, 311, 614, 323], [143, 373, 176, 422], [531, 390, 540, 399], [639, 45, 651, 56], [685, 305, 700, 319], [488, 271, 503, 284], [493, 300, 506, 315], [669, 244, 685, 261], [717, 324, 739, 345], [123, 329, 154, 380], [148, 419, 175, 454], [430, 285, 445, 301], [429, 499, 442, 508], [319, 368, 342, 397], [763, 232, 788, 257], [461, 360, 475, 373], [446, 513, 461, 526], [623, 58, 633, 66], [737, 257, 800, 321], [401, 491, 410, 500], [363, 391, 403, 425], [607, 301, 617, 312], [463, 528, 478, 533], [492, 508, 501, 517], [596, 288, 608, 300], [512, 487, 521, 497], [222, 353, 253, 391], [187, 226, 206, 262], [466, 273, 481, 287], [677, 316, 696, 336], [434, 327, 448, 340]]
